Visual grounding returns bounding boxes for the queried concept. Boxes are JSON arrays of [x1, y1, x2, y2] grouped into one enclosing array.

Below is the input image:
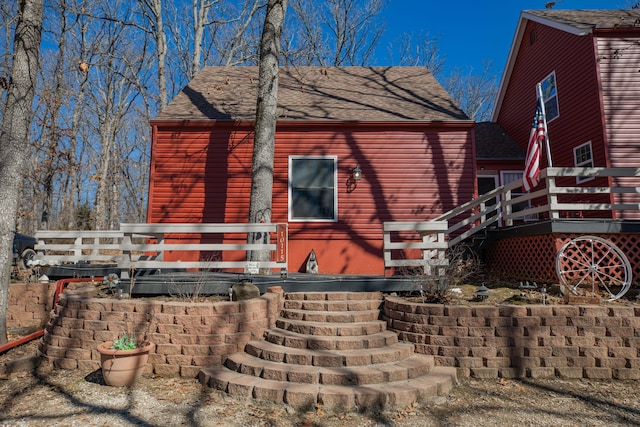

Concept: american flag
[[523, 98, 547, 192]]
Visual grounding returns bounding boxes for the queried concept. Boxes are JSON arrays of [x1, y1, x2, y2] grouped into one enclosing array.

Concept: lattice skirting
[[484, 233, 640, 286]]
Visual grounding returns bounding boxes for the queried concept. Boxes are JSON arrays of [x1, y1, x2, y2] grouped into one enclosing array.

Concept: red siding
[[597, 33, 640, 219], [148, 122, 474, 274], [497, 21, 607, 170], [496, 20, 612, 212]]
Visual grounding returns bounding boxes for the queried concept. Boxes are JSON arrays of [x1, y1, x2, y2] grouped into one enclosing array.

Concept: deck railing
[[34, 223, 288, 278], [383, 167, 640, 270]]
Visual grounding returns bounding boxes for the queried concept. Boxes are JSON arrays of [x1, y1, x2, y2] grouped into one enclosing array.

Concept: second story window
[[574, 141, 594, 184], [539, 71, 559, 122]]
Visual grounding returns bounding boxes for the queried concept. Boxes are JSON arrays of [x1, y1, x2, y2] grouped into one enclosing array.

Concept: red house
[[148, 67, 475, 275], [493, 9, 640, 219], [475, 9, 640, 286]]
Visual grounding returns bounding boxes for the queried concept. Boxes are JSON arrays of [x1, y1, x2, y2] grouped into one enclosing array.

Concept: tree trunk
[[248, 0, 287, 273], [0, 0, 44, 344]]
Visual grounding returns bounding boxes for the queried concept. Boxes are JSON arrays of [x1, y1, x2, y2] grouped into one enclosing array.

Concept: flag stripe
[[523, 98, 547, 192]]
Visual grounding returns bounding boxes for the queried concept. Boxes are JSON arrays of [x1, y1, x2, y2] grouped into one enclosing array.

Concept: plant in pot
[[97, 334, 154, 387]]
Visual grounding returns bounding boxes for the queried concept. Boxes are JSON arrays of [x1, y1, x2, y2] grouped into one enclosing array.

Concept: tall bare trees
[[3, 0, 500, 237], [287, 0, 385, 65], [0, 0, 44, 343]]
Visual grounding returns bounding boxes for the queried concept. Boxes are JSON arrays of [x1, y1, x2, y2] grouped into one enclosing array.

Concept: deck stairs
[[198, 291, 456, 409]]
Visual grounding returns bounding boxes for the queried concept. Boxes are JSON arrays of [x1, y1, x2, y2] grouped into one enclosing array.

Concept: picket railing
[[34, 223, 288, 278], [383, 167, 640, 270]]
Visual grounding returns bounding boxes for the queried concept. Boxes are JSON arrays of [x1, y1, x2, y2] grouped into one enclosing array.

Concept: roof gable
[[154, 66, 469, 123], [492, 9, 640, 121]]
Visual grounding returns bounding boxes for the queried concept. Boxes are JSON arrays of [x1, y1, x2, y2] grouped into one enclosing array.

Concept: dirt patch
[[2, 283, 640, 426], [401, 283, 640, 307], [0, 340, 639, 426]]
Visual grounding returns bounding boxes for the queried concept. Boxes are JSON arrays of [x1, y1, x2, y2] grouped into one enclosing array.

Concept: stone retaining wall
[[40, 288, 284, 378], [384, 296, 640, 380], [7, 282, 57, 331]]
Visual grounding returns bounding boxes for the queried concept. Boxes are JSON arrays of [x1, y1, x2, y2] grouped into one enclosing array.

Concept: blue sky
[[378, 0, 632, 77]]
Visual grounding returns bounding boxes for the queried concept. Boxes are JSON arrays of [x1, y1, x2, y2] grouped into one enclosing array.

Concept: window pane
[[502, 172, 522, 185], [291, 159, 334, 188], [545, 96, 558, 120], [540, 72, 559, 121], [292, 189, 335, 219], [541, 73, 556, 99]]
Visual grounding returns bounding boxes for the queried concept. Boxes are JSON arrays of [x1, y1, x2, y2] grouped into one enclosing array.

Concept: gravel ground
[[1, 342, 639, 427]]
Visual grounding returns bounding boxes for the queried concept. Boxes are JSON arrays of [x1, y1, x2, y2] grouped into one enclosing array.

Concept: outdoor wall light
[[352, 166, 362, 181]]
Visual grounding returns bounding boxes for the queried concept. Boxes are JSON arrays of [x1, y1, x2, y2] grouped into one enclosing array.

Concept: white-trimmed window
[[539, 71, 559, 122], [574, 141, 594, 184], [289, 156, 337, 222]]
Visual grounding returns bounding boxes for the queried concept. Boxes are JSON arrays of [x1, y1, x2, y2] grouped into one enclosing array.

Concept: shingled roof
[[154, 66, 469, 122], [474, 122, 524, 161], [523, 9, 640, 32]]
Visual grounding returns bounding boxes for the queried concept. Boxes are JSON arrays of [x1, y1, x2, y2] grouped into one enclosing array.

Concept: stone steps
[[265, 328, 398, 350], [199, 365, 457, 410], [279, 308, 381, 323], [199, 291, 456, 409], [282, 299, 383, 311], [223, 352, 434, 385], [275, 318, 387, 336], [245, 339, 416, 367]]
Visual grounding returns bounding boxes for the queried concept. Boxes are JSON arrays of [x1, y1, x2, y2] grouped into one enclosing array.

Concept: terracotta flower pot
[[97, 341, 154, 387]]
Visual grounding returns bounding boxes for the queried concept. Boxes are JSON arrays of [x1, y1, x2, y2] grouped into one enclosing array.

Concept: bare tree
[[248, 0, 287, 271], [138, 0, 169, 109], [444, 63, 498, 121], [387, 31, 445, 75], [0, 0, 44, 343], [84, 2, 153, 230], [287, 0, 385, 66]]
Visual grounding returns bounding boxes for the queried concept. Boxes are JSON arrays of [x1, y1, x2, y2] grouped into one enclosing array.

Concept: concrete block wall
[[7, 282, 57, 331], [40, 287, 284, 378], [384, 296, 640, 380]]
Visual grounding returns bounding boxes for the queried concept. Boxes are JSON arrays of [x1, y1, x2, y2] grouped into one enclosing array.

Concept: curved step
[[275, 318, 387, 337], [224, 352, 435, 385], [199, 364, 456, 409], [285, 291, 383, 302], [280, 308, 380, 323], [265, 328, 398, 350], [244, 339, 415, 367], [283, 299, 382, 311]]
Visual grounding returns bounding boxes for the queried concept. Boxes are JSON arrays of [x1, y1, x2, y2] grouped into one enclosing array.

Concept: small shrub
[[403, 243, 482, 303], [111, 335, 137, 350]]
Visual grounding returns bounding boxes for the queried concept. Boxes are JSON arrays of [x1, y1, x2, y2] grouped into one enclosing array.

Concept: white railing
[[34, 223, 288, 278], [384, 167, 640, 269]]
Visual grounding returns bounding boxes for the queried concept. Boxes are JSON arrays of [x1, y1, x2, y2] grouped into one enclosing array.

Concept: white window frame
[[574, 141, 594, 184], [539, 71, 559, 122], [288, 155, 338, 222]]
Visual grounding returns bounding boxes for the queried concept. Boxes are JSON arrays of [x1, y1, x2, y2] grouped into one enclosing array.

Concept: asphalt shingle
[[154, 66, 469, 122], [524, 9, 640, 31]]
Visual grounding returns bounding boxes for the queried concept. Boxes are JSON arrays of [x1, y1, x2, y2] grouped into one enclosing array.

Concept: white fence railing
[[34, 223, 288, 278], [383, 167, 640, 270]]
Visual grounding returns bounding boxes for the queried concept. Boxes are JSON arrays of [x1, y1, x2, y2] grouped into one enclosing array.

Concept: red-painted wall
[[596, 31, 640, 219], [497, 20, 607, 169], [496, 20, 612, 214], [148, 121, 475, 274]]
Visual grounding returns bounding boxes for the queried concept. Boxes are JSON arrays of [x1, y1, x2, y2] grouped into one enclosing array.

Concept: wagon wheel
[[556, 235, 632, 302]]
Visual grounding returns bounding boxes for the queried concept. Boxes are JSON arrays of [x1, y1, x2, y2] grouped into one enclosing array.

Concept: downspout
[[0, 277, 103, 354]]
